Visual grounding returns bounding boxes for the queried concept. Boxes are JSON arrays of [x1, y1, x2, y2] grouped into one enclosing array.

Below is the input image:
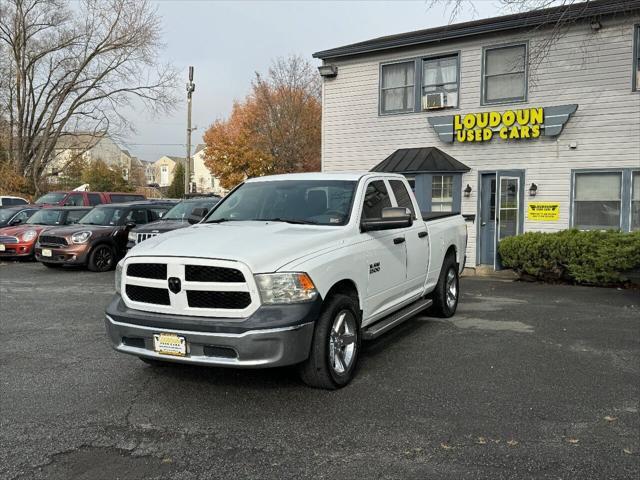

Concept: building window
[[482, 43, 527, 104], [573, 172, 622, 230], [380, 61, 415, 114], [422, 55, 459, 109], [632, 171, 640, 231], [431, 175, 454, 212], [634, 25, 640, 91]]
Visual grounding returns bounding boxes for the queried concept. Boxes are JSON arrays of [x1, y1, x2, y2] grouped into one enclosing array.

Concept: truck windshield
[[35, 192, 66, 204], [164, 199, 218, 221], [206, 180, 357, 226]]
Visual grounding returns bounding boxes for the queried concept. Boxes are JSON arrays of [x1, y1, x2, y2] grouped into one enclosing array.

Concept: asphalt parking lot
[[0, 262, 638, 480]]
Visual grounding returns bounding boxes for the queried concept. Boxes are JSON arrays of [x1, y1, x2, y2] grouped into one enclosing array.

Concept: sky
[[124, 0, 503, 162]]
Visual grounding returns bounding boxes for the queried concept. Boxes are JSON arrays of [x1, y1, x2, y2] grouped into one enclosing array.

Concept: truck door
[[389, 179, 429, 298], [360, 179, 408, 319]]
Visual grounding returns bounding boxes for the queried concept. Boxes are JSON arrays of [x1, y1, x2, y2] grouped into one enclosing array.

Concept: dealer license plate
[[153, 333, 186, 357], [0, 244, 4, 251], [41, 248, 52, 257]]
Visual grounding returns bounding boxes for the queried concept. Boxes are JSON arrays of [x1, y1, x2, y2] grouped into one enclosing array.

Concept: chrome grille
[[0, 236, 18, 244], [39, 235, 68, 246], [136, 232, 158, 244]]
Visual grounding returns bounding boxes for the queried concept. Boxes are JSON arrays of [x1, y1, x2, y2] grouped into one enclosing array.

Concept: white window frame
[[379, 60, 416, 115], [571, 170, 624, 231], [481, 42, 528, 105], [421, 53, 460, 110]]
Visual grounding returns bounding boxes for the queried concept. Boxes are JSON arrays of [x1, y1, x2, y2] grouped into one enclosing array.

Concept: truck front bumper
[[105, 295, 320, 368]]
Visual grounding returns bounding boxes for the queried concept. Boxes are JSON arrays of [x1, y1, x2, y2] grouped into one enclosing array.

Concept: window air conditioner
[[423, 92, 445, 110]]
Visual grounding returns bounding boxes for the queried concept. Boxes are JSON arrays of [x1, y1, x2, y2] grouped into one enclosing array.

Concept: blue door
[[479, 173, 496, 265]]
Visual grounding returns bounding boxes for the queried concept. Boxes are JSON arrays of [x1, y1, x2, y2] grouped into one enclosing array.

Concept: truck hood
[[132, 219, 191, 234], [126, 221, 350, 273]]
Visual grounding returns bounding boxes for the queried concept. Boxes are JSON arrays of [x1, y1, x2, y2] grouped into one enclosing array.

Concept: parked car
[[34, 201, 175, 271], [127, 197, 220, 248], [0, 206, 91, 259], [34, 191, 146, 207], [0, 196, 29, 207], [0, 206, 41, 229], [106, 172, 467, 389]]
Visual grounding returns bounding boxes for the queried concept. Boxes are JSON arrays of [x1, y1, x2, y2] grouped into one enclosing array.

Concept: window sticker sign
[[527, 202, 560, 221]]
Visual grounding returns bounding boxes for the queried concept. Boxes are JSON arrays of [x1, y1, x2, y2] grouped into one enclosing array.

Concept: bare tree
[[0, 0, 177, 193]]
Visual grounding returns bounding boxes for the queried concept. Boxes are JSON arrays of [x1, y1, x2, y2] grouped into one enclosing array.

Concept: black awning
[[370, 147, 470, 174]]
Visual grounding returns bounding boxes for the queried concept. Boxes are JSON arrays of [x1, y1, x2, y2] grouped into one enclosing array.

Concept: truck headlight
[[254, 272, 318, 304], [128, 231, 136, 242], [115, 260, 123, 294], [22, 230, 37, 242], [71, 231, 92, 244]]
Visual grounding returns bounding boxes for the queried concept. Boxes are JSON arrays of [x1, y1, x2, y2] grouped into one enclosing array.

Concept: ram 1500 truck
[[105, 172, 467, 389]]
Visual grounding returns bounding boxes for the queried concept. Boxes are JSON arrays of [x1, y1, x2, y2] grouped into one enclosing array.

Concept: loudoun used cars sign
[[427, 104, 578, 144]]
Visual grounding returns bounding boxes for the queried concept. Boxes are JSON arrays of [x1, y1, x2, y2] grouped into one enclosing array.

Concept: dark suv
[[127, 197, 220, 249], [34, 201, 176, 271]]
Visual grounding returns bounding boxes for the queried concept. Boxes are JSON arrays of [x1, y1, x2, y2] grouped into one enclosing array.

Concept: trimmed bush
[[498, 229, 640, 286]]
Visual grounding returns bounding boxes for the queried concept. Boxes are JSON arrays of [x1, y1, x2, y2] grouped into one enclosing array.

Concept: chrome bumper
[[105, 314, 314, 368]]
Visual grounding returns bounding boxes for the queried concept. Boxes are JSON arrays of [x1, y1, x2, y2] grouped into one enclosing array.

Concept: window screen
[[422, 55, 459, 108], [573, 172, 621, 229], [389, 180, 415, 218], [483, 44, 527, 103], [635, 26, 640, 91], [381, 61, 415, 114], [362, 181, 392, 219]]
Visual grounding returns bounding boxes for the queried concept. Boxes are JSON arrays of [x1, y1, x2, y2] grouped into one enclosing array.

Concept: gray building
[[314, 0, 640, 270]]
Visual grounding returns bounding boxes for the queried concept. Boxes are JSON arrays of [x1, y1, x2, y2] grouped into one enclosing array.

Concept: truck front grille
[[127, 263, 167, 280], [185, 265, 245, 283], [186, 290, 251, 309], [122, 257, 259, 319], [125, 285, 170, 306], [39, 235, 68, 246], [136, 232, 158, 244]]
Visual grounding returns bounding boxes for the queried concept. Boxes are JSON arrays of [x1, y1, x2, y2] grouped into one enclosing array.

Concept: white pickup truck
[[105, 172, 467, 389]]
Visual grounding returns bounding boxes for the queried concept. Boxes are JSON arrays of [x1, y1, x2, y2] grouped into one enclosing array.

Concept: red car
[[34, 191, 146, 207], [0, 206, 92, 258]]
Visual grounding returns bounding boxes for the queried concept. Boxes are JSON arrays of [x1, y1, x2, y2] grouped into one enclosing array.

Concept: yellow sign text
[[527, 202, 560, 221], [454, 108, 544, 143]]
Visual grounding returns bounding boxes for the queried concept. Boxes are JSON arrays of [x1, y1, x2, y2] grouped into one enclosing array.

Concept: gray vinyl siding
[[321, 16, 640, 267]]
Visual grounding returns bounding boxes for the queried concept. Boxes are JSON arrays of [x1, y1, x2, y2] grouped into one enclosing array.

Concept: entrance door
[[479, 173, 496, 265]]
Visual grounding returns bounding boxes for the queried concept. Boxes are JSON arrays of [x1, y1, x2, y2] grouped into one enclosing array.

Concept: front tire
[[298, 294, 361, 390], [88, 244, 115, 272], [431, 254, 459, 318]]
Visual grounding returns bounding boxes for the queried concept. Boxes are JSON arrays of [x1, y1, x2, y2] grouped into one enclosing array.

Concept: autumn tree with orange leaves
[[203, 56, 321, 189]]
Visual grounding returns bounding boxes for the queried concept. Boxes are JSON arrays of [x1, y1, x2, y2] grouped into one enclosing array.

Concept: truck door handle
[[481, 222, 486, 226], [393, 237, 405, 245], [418, 231, 428, 238]]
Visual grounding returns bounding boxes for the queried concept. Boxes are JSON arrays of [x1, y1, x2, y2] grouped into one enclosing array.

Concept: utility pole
[[185, 66, 195, 196]]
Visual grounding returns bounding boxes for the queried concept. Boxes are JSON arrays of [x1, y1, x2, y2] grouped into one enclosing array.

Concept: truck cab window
[[389, 180, 416, 218], [362, 181, 392, 219]]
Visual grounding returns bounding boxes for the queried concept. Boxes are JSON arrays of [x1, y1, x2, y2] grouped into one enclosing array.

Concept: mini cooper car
[[0, 207, 91, 258], [34, 201, 175, 271]]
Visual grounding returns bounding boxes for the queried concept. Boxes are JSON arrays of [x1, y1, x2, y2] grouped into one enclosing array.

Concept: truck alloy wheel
[[328, 310, 357, 375], [446, 268, 458, 310], [299, 293, 361, 390]]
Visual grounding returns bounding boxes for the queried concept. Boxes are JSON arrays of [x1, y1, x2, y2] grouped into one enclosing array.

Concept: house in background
[[153, 155, 188, 188], [192, 144, 227, 196]]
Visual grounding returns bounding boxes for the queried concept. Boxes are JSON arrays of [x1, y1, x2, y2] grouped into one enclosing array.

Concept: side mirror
[[361, 207, 412, 232], [125, 221, 136, 229], [187, 207, 208, 224]]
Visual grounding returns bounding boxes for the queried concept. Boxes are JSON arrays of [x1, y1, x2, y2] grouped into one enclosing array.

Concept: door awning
[[371, 147, 470, 174]]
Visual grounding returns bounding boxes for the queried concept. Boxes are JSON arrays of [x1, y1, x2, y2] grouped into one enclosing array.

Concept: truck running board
[[362, 298, 433, 341]]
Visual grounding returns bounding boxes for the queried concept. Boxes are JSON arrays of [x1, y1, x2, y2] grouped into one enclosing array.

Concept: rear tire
[[298, 294, 361, 390], [88, 244, 115, 272], [431, 253, 459, 318]]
